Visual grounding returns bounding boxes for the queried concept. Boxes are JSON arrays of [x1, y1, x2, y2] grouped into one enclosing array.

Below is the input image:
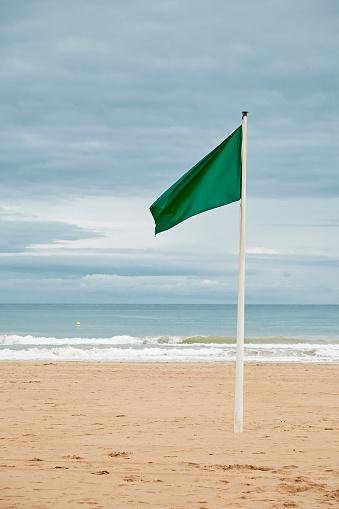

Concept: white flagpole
[[234, 111, 248, 433]]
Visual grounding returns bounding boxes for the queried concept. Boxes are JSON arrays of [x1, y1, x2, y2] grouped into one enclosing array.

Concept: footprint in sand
[[123, 475, 141, 483], [215, 464, 272, 472], [108, 451, 129, 458], [280, 475, 335, 499]]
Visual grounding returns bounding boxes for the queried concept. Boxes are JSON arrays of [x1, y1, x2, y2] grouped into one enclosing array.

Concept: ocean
[[0, 304, 338, 363]]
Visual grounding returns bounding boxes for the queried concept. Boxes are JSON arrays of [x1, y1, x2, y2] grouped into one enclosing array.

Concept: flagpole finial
[[242, 111, 248, 118]]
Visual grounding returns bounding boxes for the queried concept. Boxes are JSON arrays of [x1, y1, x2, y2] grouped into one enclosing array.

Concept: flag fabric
[[150, 125, 242, 234]]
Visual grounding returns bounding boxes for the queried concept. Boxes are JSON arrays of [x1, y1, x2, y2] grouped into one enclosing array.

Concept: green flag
[[150, 125, 242, 234]]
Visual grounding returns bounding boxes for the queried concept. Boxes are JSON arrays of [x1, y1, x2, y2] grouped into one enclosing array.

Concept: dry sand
[[0, 362, 338, 508]]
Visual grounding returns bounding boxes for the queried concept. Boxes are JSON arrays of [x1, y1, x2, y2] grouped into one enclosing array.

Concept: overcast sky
[[0, 0, 338, 303]]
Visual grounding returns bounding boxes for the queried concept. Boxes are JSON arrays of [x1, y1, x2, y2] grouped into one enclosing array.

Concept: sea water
[[0, 304, 338, 362]]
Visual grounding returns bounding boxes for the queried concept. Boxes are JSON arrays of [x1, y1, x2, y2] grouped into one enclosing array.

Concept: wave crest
[[0, 336, 338, 363], [1, 334, 338, 346]]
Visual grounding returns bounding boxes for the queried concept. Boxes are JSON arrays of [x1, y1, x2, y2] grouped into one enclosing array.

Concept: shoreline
[[0, 360, 338, 364]]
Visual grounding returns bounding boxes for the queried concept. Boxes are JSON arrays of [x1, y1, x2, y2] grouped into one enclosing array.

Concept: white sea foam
[[0, 334, 144, 346], [0, 336, 338, 363], [1, 334, 338, 346]]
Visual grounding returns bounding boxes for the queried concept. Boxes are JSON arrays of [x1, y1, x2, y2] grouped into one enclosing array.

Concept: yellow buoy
[[75, 321, 81, 328]]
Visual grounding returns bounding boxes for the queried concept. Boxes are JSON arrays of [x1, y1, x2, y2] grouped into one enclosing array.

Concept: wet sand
[[0, 362, 338, 508]]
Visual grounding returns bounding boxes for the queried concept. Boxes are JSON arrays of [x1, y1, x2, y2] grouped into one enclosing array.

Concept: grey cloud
[[0, 275, 234, 304], [0, 251, 238, 278], [0, 0, 338, 199], [247, 253, 339, 269], [0, 249, 338, 304], [0, 1, 338, 304], [0, 219, 102, 252], [261, 223, 339, 228]]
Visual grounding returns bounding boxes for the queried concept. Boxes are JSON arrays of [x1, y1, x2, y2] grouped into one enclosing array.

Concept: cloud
[[0, 249, 239, 279], [0, 0, 337, 199], [0, 217, 102, 252], [0, 2, 338, 303], [246, 247, 280, 255], [0, 247, 338, 303]]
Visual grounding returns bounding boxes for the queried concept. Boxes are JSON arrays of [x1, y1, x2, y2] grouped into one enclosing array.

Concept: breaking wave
[[0, 334, 338, 362]]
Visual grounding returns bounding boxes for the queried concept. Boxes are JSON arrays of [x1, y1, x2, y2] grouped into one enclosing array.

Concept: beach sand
[[0, 362, 338, 508]]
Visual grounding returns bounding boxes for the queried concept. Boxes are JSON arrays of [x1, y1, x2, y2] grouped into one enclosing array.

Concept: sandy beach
[[0, 362, 338, 508]]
